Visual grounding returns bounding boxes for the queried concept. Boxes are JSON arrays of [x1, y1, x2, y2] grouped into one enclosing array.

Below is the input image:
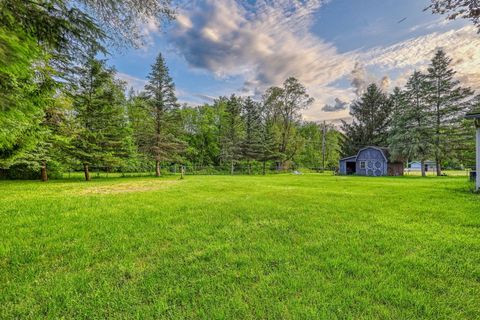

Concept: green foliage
[[425, 49, 474, 174], [71, 55, 133, 170], [218, 95, 244, 171], [341, 83, 392, 156], [141, 53, 184, 169], [0, 0, 106, 70], [263, 77, 314, 166], [179, 104, 222, 166], [0, 27, 54, 167], [296, 122, 342, 169], [389, 73, 433, 165], [241, 97, 263, 165]]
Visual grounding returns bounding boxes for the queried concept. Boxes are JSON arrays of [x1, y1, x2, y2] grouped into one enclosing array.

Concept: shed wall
[[356, 148, 387, 176], [339, 160, 347, 175]]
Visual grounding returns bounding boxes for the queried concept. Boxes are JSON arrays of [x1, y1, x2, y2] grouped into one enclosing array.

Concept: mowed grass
[[0, 175, 479, 319]]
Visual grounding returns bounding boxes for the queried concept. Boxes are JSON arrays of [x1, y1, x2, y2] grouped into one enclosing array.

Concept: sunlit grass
[[0, 175, 479, 319]]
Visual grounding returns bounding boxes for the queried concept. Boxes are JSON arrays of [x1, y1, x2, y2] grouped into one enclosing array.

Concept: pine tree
[[425, 49, 474, 175], [72, 55, 133, 181], [389, 72, 432, 176], [257, 100, 280, 175], [219, 95, 244, 174], [341, 83, 392, 156], [143, 53, 184, 176], [0, 27, 54, 168], [241, 97, 263, 174]]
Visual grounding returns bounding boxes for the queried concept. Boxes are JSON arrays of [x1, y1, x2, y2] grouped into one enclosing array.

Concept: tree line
[[1, 46, 343, 180], [342, 49, 479, 176], [2, 0, 479, 180]]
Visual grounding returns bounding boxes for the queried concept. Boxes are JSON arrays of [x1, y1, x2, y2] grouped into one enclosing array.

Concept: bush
[[0, 162, 63, 180]]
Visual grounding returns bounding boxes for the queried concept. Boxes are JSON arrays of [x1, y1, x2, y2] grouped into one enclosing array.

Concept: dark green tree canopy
[[341, 83, 392, 156]]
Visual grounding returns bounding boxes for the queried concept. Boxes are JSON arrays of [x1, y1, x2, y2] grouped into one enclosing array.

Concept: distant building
[[339, 146, 404, 176], [408, 161, 437, 172]]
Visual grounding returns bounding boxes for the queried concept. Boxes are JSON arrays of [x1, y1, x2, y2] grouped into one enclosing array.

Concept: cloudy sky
[[109, 0, 480, 123]]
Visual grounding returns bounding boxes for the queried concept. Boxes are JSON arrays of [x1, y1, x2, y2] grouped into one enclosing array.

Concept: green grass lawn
[[1, 175, 479, 319]]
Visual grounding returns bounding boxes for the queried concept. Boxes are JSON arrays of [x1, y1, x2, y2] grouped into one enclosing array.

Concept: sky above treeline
[[109, 0, 480, 123]]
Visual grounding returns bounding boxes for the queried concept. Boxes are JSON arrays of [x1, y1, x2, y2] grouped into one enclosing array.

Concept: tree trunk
[[40, 160, 48, 182], [155, 160, 161, 177], [247, 160, 251, 175], [180, 165, 185, 180], [435, 158, 442, 176], [421, 160, 426, 177], [83, 163, 91, 181], [262, 161, 266, 175], [230, 160, 234, 175]]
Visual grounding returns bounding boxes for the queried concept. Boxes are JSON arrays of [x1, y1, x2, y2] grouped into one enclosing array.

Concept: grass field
[[1, 175, 479, 319]]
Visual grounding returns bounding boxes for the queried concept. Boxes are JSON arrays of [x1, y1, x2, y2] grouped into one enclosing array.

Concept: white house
[[408, 160, 437, 173], [466, 112, 480, 191]]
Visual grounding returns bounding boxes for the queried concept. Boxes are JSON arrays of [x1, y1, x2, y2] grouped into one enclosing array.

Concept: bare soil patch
[[79, 180, 180, 195]]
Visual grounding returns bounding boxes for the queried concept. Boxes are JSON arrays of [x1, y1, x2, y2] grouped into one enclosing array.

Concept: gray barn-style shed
[[339, 146, 404, 176]]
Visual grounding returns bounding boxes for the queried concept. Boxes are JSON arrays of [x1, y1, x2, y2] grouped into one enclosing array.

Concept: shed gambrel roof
[[357, 146, 389, 163], [465, 112, 480, 119], [466, 112, 480, 127], [341, 146, 403, 164], [339, 155, 357, 161]]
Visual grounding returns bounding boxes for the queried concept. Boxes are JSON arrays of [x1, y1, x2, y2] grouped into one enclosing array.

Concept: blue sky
[[107, 0, 480, 122]]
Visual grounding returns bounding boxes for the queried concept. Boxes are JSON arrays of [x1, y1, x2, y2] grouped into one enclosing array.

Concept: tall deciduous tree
[[264, 77, 313, 169], [143, 53, 184, 176], [179, 104, 221, 167], [341, 83, 392, 156], [425, 49, 474, 175], [296, 122, 342, 170], [72, 55, 133, 181]]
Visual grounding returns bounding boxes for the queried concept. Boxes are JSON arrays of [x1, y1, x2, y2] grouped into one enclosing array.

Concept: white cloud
[[364, 26, 480, 90], [140, 1, 480, 122], [116, 72, 147, 92], [169, 0, 358, 121]]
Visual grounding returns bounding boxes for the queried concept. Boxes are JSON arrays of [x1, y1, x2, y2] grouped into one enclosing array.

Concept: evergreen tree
[[143, 53, 184, 176], [255, 100, 279, 175], [341, 83, 392, 156], [71, 55, 133, 181], [219, 95, 244, 174], [389, 72, 432, 176], [425, 49, 474, 175], [241, 97, 263, 174], [17, 94, 76, 181], [0, 27, 55, 167]]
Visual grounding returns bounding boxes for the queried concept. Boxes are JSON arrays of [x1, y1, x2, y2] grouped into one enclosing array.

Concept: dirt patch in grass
[[79, 180, 180, 195]]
